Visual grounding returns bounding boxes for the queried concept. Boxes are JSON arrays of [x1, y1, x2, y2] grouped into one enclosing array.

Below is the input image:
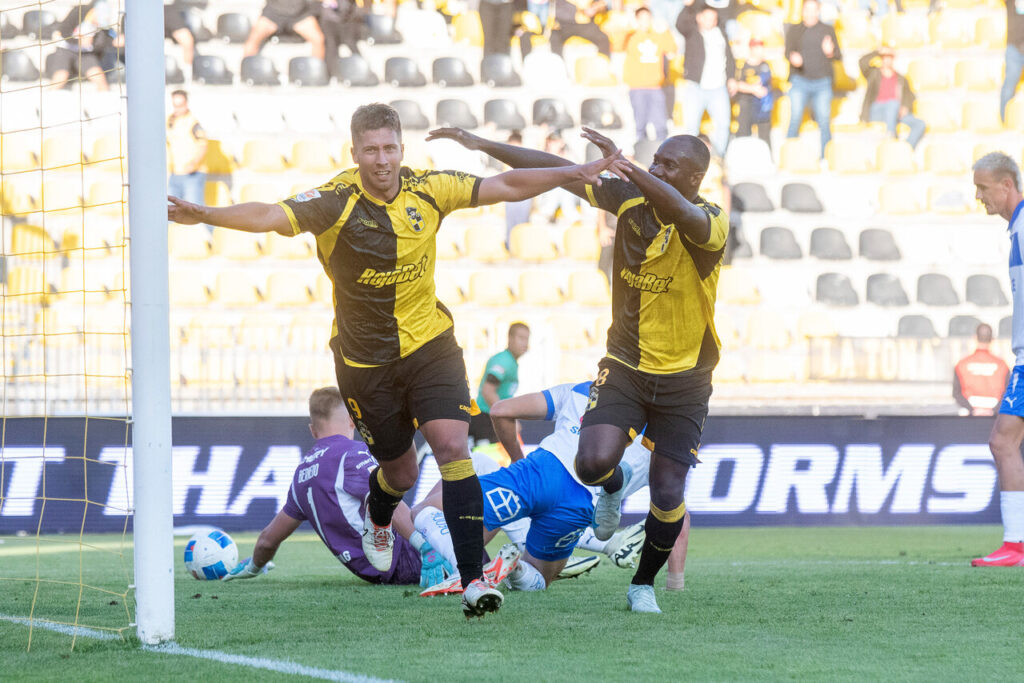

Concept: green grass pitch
[[1, 525, 1020, 681]]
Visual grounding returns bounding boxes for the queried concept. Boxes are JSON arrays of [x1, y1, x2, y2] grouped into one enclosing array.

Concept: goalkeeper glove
[[222, 557, 275, 581], [418, 541, 454, 588]]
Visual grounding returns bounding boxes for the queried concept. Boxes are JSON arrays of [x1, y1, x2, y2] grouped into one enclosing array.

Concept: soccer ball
[[183, 528, 238, 580]]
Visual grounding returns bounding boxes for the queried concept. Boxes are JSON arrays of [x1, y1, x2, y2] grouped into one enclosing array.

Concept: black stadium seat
[[367, 14, 402, 45], [731, 182, 774, 212], [165, 55, 185, 85], [865, 273, 908, 306], [948, 315, 983, 337], [436, 99, 478, 129], [965, 274, 1008, 307], [809, 227, 852, 260], [182, 8, 213, 42], [385, 57, 426, 87], [289, 57, 329, 86], [816, 273, 859, 306], [1, 15, 18, 40], [780, 182, 824, 213], [217, 13, 251, 43], [897, 314, 937, 338], [389, 99, 430, 130], [484, 99, 526, 130], [192, 55, 232, 85], [432, 57, 473, 87], [999, 316, 1013, 338], [580, 98, 622, 129], [917, 273, 959, 306], [633, 138, 658, 167], [241, 56, 279, 86], [533, 98, 574, 129], [2, 50, 40, 82], [759, 227, 802, 259], [22, 9, 57, 40], [859, 228, 901, 261], [480, 54, 521, 87], [332, 55, 379, 86]]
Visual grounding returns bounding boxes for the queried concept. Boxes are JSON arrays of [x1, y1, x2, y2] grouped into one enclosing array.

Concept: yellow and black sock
[[631, 501, 686, 586], [439, 459, 484, 589], [367, 467, 405, 527]]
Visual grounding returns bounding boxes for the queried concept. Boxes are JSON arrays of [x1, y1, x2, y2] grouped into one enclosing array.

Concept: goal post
[[126, 0, 174, 645]]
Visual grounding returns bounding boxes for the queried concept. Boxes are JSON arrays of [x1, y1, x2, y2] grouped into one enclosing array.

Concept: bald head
[[649, 135, 711, 199], [976, 323, 993, 345]]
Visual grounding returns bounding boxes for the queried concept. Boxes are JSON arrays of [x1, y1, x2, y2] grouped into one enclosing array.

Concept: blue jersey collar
[[1010, 200, 1024, 230]]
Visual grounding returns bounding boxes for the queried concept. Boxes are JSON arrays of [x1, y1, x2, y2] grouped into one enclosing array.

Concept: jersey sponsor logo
[[357, 217, 382, 229], [355, 256, 429, 288], [484, 486, 522, 522], [292, 189, 321, 203], [619, 268, 673, 293], [406, 207, 425, 232]]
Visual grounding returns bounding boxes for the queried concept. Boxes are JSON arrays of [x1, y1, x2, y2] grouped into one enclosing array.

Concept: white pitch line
[[1, 613, 399, 683], [695, 559, 961, 567]]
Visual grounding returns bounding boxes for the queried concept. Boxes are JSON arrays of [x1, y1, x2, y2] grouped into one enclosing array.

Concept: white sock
[[576, 526, 609, 553], [1001, 491, 1024, 542], [413, 506, 457, 570], [508, 559, 546, 591], [502, 517, 530, 550]]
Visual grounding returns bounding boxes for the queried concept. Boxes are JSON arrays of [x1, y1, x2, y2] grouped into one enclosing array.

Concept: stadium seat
[[633, 138, 658, 167], [290, 140, 336, 174], [453, 11, 484, 47], [42, 179, 83, 212], [464, 225, 508, 262], [193, 55, 233, 85], [165, 55, 185, 85], [865, 273, 909, 306], [1, 177, 37, 215], [1006, 96, 1024, 131], [563, 223, 601, 261], [480, 54, 522, 88], [913, 97, 960, 134], [518, 272, 564, 306], [881, 13, 927, 48], [217, 12, 251, 43], [213, 229, 264, 260], [545, 314, 593, 350], [22, 9, 57, 40], [976, 14, 1007, 49], [41, 135, 83, 170], [779, 183, 823, 213], [87, 180, 124, 211], [0, 15, 16, 40], [905, 60, 951, 92], [289, 57, 329, 86], [796, 311, 838, 339], [468, 271, 514, 306], [2, 133, 39, 171], [1, 50, 40, 82], [923, 143, 969, 175], [568, 270, 611, 307], [238, 183, 277, 204], [484, 99, 526, 130], [204, 180, 232, 207], [917, 273, 960, 306], [929, 12, 975, 48], [331, 55, 379, 87], [389, 99, 430, 130], [509, 223, 559, 261], [878, 182, 924, 215], [213, 272, 262, 306], [169, 272, 211, 306], [779, 137, 820, 174], [181, 8, 213, 42], [366, 13, 402, 45], [745, 309, 792, 350], [432, 57, 473, 87], [436, 224, 461, 260], [90, 134, 124, 170], [948, 315, 983, 338], [877, 139, 916, 175], [897, 314, 937, 338], [723, 138, 774, 178], [962, 101, 1002, 134], [396, 7, 450, 48], [203, 141, 234, 174], [730, 182, 773, 212], [533, 98, 574, 128], [928, 185, 973, 214], [265, 232, 314, 260], [716, 266, 761, 305], [859, 228, 901, 261], [580, 98, 622, 129], [825, 139, 875, 174], [10, 223, 55, 257], [241, 56, 280, 86], [955, 60, 999, 92], [6, 265, 49, 303], [436, 99, 478, 129], [384, 57, 426, 87], [966, 274, 1008, 307], [574, 54, 617, 87], [759, 227, 802, 259], [999, 316, 1013, 338], [522, 51, 570, 90], [264, 272, 313, 306], [434, 271, 464, 306], [240, 140, 288, 172], [809, 228, 852, 260], [835, 11, 875, 50], [815, 273, 858, 306]]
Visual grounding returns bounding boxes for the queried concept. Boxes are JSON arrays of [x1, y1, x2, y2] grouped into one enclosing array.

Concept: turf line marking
[[698, 559, 960, 567], [1, 613, 399, 683]]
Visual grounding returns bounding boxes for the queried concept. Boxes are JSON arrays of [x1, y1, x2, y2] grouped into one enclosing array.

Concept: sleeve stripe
[[616, 196, 645, 218], [469, 176, 481, 208], [542, 390, 555, 421], [585, 183, 597, 208], [277, 201, 302, 236]]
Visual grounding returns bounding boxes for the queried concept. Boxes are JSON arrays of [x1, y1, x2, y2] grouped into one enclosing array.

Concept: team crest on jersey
[[406, 207, 425, 232], [292, 189, 321, 203]]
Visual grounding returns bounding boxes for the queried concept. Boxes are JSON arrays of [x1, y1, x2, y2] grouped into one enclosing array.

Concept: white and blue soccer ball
[[184, 528, 238, 580]]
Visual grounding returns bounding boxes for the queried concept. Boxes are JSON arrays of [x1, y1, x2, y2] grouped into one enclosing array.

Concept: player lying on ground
[[429, 126, 724, 613], [411, 381, 689, 593], [169, 103, 624, 618], [222, 387, 453, 587]]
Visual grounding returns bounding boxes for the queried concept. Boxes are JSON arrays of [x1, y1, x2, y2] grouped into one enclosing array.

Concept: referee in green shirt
[[470, 323, 530, 444]]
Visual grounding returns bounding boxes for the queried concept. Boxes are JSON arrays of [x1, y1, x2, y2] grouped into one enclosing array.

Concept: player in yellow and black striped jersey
[[168, 103, 617, 618], [428, 125, 727, 614]]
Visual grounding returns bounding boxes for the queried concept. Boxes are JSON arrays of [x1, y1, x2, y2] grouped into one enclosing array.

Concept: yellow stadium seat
[[747, 352, 802, 382], [928, 185, 972, 214], [204, 180, 233, 207], [41, 135, 84, 169], [265, 231, 314, 260], [567, 269, 611, 307], [1007, 96, 1024, 131], [239, 182, 278, 204], [213, 272, 262, 306], [212, 229, 264, 259], [291, 140, 338, 174], [745, 309, 791, 349], [593, 310, 612, 342], [881, 13, 927, 49], [1, 178, 37, 215], [825, 139, 876, 174], [716, 266, 761, 305], [169, 226, 212, 259], [517, 271, 564, 306], [315, 272, 333, 303], [169, 271, 211, 306], [545, 313, 593, 350], [203, 140, 234, 174], [713, 310, 743, 348], [87, 180, 125, 212], [453, 318, 491, 351], [835, 11, 875, 50], [89, 134, 124, 173], [2, 133, 39, 171], [962, 101, 1002, 134], [906, 60, 950, 92], [876, 139, 916, 175], [41, 179, 83, 211], [468, 271, 515, 306], [955, 60, 999, 91], [240, 140, 288, 173], [452, 11, 484, 47], [239, 314, 289, 350], [464, 225, 509, 262], [879, 181, 924, 215], [975, 14, 1007, 49], [434, 270, 464, 306], [913, 97, 961, 134], [574, 54, 618, 87], [264, 272, 313, 306], [779, 137, 820, 174], [563, 223, 601, 261], [509, 223, 559, 261], [796, 311, 838, 339], [10, 223, 56, 256], [737, 10, 783, 46], [436, 225, 461, 260], [929, 13, 975, 48], [923, 143, 969, 175]]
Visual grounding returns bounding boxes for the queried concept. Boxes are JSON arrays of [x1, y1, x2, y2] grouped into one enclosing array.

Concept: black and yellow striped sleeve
[[278, 178, 349, 237], [421, 169, 481, 215], [690, 200, 729, 251], [583, 176, 643, 215]]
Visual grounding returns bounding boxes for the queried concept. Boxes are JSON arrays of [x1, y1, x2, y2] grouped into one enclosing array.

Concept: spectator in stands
[[550, 0, 611, 58], [954, 323, 1010, 417], [676, 0, 736, 157], [164, 1, 196, 79], [858, 0, 893, 17], [48, 1, 113, 91], [858, 46, 926, 149], [1000, 0, 1024, 122], [166, 90, 209, 230], [701, 0, 741, 40], [318, 0, 367, 61], [469, 323, 530, 445], [480, 0, 515, 55], [623, 7, 676, 145], [528, 0, 551, 28], [785, 0, 841, 158], [244, 0, 326, 60], [734, 39, 774, 150], [503, 131, 533, 243]]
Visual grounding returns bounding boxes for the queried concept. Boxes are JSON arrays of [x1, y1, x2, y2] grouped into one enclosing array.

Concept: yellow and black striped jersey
[[279, 167, 481, 366], [585, 177, 728, 375]]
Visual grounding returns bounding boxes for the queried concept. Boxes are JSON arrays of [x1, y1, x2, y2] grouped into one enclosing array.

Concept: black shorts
[[164, 6, 187, 37], [580, 357, 711, 466], [262, 2, 316, 31], [468, 411, 497, 444], [335, 330, 473, 461]]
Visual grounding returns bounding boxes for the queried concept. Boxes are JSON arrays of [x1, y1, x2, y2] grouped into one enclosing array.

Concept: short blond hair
[[309, 387, 344, 425]]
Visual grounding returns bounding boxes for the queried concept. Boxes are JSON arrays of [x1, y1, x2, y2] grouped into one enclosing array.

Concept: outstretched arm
[[253, 510, 302, 567], [476, 154, 617, 205], [490, 392, 550, 462], [168, 196, 292, 235]]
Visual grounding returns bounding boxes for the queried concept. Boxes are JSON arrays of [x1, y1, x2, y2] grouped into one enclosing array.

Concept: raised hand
[[168, 195, 204, 225], [580, 126, 620, 159], [425, 127, 484, 150]]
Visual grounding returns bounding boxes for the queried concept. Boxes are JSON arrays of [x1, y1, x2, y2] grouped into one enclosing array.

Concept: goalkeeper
[[223, 387, 453, 587]]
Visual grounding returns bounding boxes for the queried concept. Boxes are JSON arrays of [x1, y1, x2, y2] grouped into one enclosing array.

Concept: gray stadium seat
[[385, 57, 426, 87], [816, 273, 859, 306], [948, 315, 983, 337], [897, 314, 937, 338], [759, 227, 802, 259], [22, 9, 57, 40], [289, 57, 329, 86], [533, 98, 574, 129], [1, 16, 17, 39], [732, 182, 774, 212], [633, 138, 658, 167], [331, 55, 378, 87], [432, 57, 473, 87], [182, 8, 213, 42], [580, 98, 622, 129], [390, 99, 430, 130], [809, 227, 852, 260], [999, 316, 1013, 338], [217, 13, 251, 43], [965, 274, 1008, 307], [436, 99, 478, 129], [917, 273, 960, 306], [866, 273, 909, 306], [241, 56, 280, 86], [484, 99, 526, 130], [859, 228, 901, 261], [367, 14, 402, 45], [165, 55, 185, 85], [193, 55, 232, 85], [780, 182, 824, 213], [2, 50, 40, 82], [480, 54, 521, 87]]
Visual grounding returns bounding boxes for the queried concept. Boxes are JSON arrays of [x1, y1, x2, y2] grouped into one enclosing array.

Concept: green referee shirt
[[475, 349, 519, 413]]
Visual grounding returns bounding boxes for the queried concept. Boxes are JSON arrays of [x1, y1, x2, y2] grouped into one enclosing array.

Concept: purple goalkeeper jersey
[[281, 434, 420, 585]]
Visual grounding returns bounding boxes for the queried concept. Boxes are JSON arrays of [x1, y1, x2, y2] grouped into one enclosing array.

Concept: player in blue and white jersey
[[971, 152, 1024, 567]]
